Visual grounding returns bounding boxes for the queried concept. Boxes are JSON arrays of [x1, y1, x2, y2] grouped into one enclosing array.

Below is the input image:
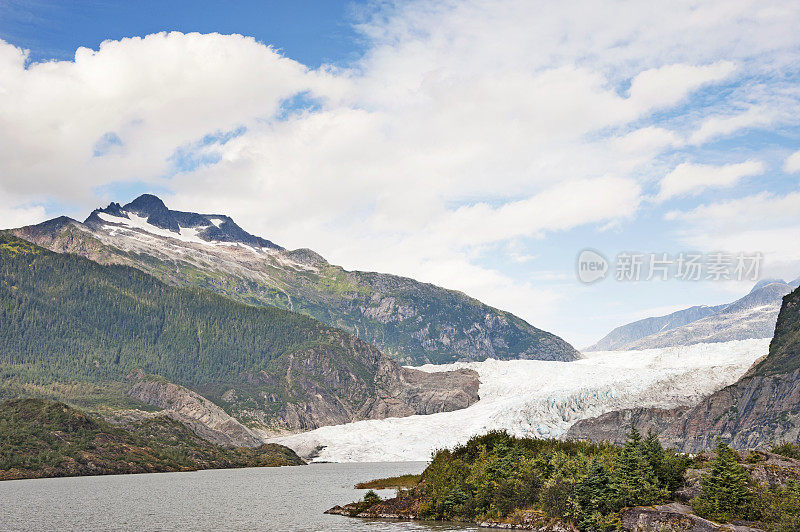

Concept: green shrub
[[362, 490, 381, 505], [750, 481, 800, 532], [770, 441, 800, 460]]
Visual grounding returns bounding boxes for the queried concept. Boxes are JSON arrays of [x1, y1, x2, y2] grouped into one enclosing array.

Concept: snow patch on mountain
[[272, 338, 770, 462], [97, 211, 211, 245]]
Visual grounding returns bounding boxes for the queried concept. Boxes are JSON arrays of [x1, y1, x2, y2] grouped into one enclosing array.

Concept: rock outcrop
[[128, 379, 264, 448], [325, 497, 578, 531], [129, 348, 479, 440], [565, 406, 691, 444], [659, 370, 800, 452], [229, 338, 480, 435], [619, 503, 764, 532]]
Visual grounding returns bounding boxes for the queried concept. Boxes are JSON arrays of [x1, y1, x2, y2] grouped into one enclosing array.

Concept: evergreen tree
[[693, 441, 752, 523], [611, 428, 668, 507], [574, 459, 614, 529], [642, 430, 690, 492], [362, 490, 382, 505]]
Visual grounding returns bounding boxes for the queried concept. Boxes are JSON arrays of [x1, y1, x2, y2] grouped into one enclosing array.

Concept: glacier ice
[[271, 339, 770, 462]]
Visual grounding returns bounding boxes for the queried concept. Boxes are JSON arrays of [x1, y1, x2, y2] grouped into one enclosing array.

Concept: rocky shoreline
[[325, 499, 765, 531], [326, 449, 800, 531]]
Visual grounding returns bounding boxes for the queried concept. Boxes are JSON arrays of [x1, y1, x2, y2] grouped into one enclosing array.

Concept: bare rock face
[[620, 503, 764, 531], [565, 406, 691, 444], [674, 468, 705, 503], [739, 450, 800, 487], [369, 360, 480, 417], [567, 365, 800, 455], [128, 379, 263, 448], [242, 338, 480, 434], [660, 370, 800, 452]]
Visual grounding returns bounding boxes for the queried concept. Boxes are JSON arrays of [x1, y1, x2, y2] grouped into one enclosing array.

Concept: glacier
[[271, 339, 770, 462]]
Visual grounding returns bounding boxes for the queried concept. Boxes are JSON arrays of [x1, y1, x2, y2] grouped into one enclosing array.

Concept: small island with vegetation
[[0, 398, 304, 481], [327, 430, 800, 531]]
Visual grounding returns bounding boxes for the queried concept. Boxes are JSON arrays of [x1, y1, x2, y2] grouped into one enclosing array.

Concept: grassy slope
[[355, 473, 422, 490], [0, 398, 303, 481]]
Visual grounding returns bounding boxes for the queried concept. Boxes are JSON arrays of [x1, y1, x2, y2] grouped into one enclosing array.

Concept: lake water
[[0, 463, 486, 531]]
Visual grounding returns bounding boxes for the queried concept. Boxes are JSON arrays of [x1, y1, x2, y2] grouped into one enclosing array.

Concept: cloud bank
[[1, 0, 799, 343]]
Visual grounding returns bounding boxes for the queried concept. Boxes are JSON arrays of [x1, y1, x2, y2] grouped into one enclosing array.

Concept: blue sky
[[0, 1, 361, 66], [1, 0, 799, 346]]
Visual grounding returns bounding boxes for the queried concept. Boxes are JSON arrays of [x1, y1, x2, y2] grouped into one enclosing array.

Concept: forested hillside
[[0, 234, 478, 432], [0, 398, 303, 481], [12, 197, 580, 365]]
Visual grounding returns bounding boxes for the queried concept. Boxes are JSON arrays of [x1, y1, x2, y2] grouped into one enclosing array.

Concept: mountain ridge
[[567, 285, 800, 451], [85, 193, 283, 250], [587, 280, 794, 351], [0, 233, 479, 437], [12, 194, 579, 365]]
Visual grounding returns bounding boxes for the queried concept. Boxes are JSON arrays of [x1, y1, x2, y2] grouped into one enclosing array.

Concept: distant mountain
[[587, 280, 794, 351], [12, 194, 579, 365], [567, 286, 800, 451], [585, 304, 725, 351], [0, 234, 478, 437]]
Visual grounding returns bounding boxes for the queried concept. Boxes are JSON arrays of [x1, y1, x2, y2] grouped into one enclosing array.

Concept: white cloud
[[785, 149, 800, 173], [627, 61, 736, 112], [0, 32, 330, 202], [1, 1, 800, 342], [689, 105, 776, 145], [430, 177, 641, 247], [0, 188, 48, 229], [657, 161, 764, 201], [666, 191, 800, 230], [667, 191, 800, 278], [0, 204, 47, 230]]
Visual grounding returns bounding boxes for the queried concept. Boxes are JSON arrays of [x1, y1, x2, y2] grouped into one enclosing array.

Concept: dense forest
[[0, 398, 303, 481], [338, 431, 800, 531], [0, 234, 385, 417], [420, 430, 686, 530]]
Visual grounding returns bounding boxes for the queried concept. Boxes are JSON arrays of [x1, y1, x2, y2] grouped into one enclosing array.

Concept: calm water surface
[[0, 462, 486, 531]]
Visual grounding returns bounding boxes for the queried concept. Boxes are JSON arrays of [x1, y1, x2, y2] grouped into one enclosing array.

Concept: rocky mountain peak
[[84, 193, 283, 250], [124, 193, 168, 212]]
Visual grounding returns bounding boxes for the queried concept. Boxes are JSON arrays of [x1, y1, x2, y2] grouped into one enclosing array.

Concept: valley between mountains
[[2, 193, 799, 479]]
